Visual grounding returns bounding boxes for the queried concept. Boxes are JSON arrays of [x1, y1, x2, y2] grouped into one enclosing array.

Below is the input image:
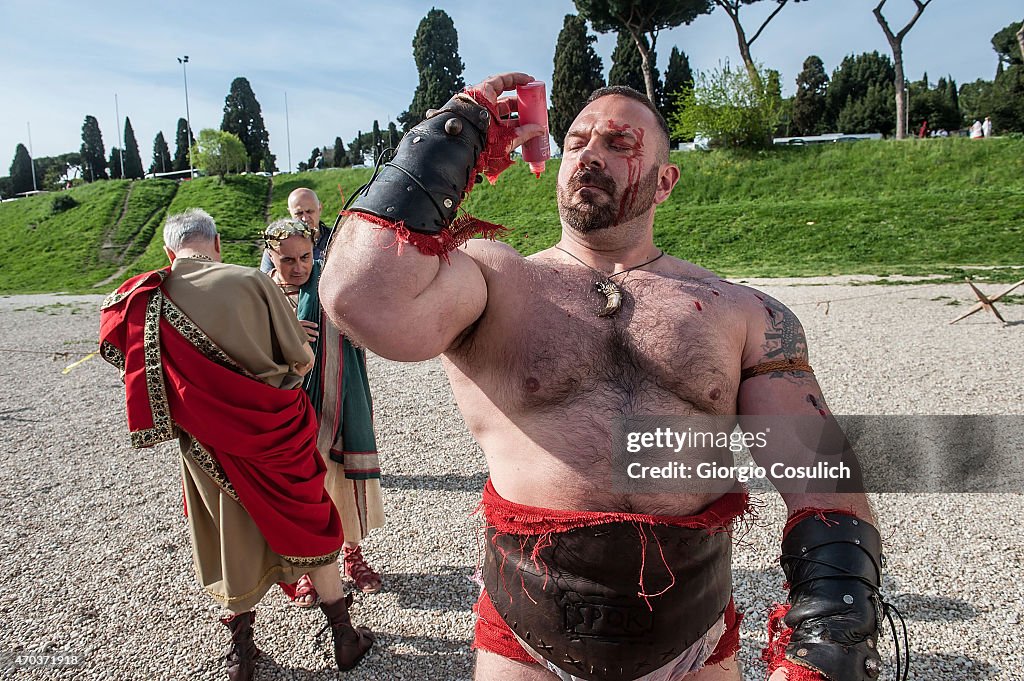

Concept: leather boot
[[318, 596, 374, 671], [219, 611, 260, 681]]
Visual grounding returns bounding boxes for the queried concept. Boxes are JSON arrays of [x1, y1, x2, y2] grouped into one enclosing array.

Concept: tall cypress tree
[[122, 118, 144, 179], [386, 121, 401, 149], [371, 120, 384, 162], [109, 148, 123, 180], [332, 136, 349, 168], [793, 56, 829, 135], [9, 144, 34, 194], [150, 131, 172, 174], [399, 9, 465, 131], [351, 130, 364, 166], [550, 14, 605, 150], [80, 115, 107, 181], [221, 77, 275, 172], [662, 46, 694, 137], [172, 118, 194, 172], [609, 31, 661, 103]]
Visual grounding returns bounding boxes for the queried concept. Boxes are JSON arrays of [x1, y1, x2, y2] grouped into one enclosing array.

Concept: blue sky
[[1, 1, 1019, 172]]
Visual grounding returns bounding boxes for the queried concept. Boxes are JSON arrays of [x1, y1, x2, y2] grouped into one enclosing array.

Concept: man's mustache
[[567, 169, 616, 195]]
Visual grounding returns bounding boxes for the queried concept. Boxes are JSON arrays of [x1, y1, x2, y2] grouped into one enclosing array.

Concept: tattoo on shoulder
[[756, 294, 809, 380]]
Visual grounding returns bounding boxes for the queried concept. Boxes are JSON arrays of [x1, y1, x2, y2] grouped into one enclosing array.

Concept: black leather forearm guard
[[781, 512, 884, 681], [348, 93, 490, 234]]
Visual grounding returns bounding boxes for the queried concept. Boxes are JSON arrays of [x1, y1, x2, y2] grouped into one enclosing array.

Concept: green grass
[[0, 136, 1021, 294]]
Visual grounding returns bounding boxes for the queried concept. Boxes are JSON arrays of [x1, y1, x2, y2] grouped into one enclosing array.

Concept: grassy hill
[[0, 137, 1021, 293]]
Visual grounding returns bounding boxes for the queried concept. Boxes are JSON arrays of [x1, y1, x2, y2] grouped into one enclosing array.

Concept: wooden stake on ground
[[949, 278, 1024, 325]]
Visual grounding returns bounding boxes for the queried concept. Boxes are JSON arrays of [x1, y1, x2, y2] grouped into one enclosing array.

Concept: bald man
[[260, 188, 333, 273]]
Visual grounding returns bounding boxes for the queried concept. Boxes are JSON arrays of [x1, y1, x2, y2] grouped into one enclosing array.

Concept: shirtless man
[[320, 73, 888, 681]]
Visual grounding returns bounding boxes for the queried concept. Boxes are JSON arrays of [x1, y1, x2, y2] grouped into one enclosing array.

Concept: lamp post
[[177, 56, 194, 178], [26, 122, 37, 192], [285, 91, 292, 173]]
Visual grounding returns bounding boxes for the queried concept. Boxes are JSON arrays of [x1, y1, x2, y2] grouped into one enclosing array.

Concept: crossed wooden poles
[[949, 278, 1024, 325]]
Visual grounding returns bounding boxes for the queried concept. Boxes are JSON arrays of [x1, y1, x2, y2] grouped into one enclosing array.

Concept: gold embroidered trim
[[101, 269, 167, 310], [130, 291, 175, 449], [280, 550, 341, 569], [161, 296, 256, 379], [184, 436, 239, 502], [99, 340, 125, 371]]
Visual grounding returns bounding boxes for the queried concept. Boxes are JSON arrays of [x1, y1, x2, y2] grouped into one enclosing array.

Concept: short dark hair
[[584, 85, 670, 155]]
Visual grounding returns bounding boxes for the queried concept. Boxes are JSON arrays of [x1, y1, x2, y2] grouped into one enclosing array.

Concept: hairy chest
[[459, 267, 746, 417]]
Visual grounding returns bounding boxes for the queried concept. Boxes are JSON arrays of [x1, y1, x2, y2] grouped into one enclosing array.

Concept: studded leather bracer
[[780, 513, 884, 681], [348, 93, 490, 235]]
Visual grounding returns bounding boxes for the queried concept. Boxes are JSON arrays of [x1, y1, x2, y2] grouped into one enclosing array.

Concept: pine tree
[[221, 77, 275, 172], [150, 131, 172, 174], [550, 14, 606, 151], [172, 118, 194, 172], [332, 137, 349, 168], [122, 118, 144, 179], [662, 46, 694, 138], [351, 130, 364, 166], [399, 9, 466, 131], [109, 148, 123, 180], [792, 56, 829, 135], [80, 115, 107, 181], [9, 144, 34, 194]]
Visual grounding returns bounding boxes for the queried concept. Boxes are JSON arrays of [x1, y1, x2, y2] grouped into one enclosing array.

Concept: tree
[[1017, 20, 1024, 62], [993, 21, 1024, 67], [550, 15, 606, 150], [9, 144, 34, 194], [609, 31, 658, 96], [712, 1, 810, 92], [109, 148, 123, 180], [350, 130, 364, 166], [386, 121, 402, 150], [575, 0, 713, 104], [908, 77, 960, 132], [80, 115, 107, 181], [990, 63, 1024, 133], [958, 79, 992, 126], [172, 118, 194, 172], [792, 55, 829, 135], [150, 131, 172, 174], [872, 0, 935, 139], [670, 61, 783, 148], [122, 118, 144, 179], [825, 51, 895, 132], [307, 147, 323, 170], [662, 46, 694, 135], [399, 9, 465, 131], [332, 137, 350, 168], [369, 120, 383, 163], [836, 82, 896, 135], [220, 77, 275, 172], [192, 129, 248, 178]]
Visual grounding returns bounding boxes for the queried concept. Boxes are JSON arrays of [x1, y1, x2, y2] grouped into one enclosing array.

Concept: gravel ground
[[0, 278, 1021, 681]]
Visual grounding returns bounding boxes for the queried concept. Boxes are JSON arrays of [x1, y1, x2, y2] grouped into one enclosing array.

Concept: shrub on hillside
[[50, 194, 78, 214]]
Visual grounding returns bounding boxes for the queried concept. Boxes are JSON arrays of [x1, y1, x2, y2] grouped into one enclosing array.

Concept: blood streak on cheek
[[608, 120, 646, 222]]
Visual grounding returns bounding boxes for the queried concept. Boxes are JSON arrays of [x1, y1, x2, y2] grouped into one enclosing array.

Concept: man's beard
[[557, 165, 660, 234]]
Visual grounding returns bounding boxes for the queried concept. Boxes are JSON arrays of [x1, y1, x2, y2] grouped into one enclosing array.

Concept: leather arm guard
[[348, 93, 490, 235], [780, 512, 884, 681]]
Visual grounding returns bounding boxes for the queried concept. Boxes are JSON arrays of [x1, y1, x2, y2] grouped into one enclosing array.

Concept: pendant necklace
[[553, 245, 665, 317]]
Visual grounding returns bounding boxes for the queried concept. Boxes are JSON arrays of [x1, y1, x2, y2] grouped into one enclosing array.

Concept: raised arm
[[318, 73, 544, 362]]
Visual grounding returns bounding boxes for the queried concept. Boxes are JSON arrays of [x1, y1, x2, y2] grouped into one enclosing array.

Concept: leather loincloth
[[479, 480, 747, 681]]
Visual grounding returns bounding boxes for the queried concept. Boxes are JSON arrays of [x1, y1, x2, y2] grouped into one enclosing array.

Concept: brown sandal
[[343, 546, 382, 594]]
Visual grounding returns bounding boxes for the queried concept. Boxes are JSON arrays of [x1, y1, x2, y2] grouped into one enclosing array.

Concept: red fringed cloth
[[99, 270, 344, 565], [339, 86, 522, 262], [472, 479, 750, 668]]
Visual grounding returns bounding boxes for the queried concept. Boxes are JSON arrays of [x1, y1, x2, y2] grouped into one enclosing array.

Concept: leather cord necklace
[[553, 245, 665, 317]]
